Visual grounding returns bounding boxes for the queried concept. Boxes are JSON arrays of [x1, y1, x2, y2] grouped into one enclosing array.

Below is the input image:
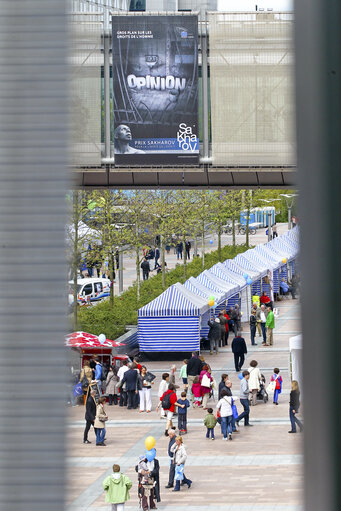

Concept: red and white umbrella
[[65, 331, 120, 348]]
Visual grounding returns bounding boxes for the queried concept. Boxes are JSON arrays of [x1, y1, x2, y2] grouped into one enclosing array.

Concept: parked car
[[68, 278, 111, 306]]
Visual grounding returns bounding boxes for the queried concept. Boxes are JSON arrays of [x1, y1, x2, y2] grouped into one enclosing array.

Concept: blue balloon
[[144, 228, 149, 233], [209, 239, 213, 244], [238, 372, 244, 380], [247, 278, 253, 285], [243, 273, 248, 280], [145, 448, 156, 462], [212, 303, 217, 309]]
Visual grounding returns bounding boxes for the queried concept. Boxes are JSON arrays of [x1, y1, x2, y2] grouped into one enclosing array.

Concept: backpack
[[161, 391, 172, 410]]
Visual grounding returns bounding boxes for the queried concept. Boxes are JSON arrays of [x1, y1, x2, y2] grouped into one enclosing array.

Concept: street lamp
[[280, 193, 298, 230], [259, 199, 281, 241]]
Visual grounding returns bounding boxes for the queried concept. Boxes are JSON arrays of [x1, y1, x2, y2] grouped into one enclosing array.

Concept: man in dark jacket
[[83, 390, 97, 444], [186, 352, 203, 404], [165, 428, 176, 488], [231, 333, 248, 372], [121, 363, 138, 409], [207, 318, 221, 355], [141, 258, 150, 281]]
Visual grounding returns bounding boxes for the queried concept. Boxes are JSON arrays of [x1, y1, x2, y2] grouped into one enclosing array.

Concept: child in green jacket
[[204, 407, 217, 440], [102, 464, 132, 511]]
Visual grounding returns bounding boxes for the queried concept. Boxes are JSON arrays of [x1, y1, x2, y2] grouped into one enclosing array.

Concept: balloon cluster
[[243, 274, 253, 286], [145, 436, 156, 461], [208, 294, 217, 309]]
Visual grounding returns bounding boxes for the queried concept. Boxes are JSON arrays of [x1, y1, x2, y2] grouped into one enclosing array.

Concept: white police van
[[68, 278, 111, 306]]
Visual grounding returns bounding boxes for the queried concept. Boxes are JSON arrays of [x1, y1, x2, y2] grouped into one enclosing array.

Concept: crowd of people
[[96, 349, 302, 510]]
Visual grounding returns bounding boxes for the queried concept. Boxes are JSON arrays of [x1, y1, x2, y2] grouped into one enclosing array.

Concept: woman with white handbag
[[199, 364, 213, 410]]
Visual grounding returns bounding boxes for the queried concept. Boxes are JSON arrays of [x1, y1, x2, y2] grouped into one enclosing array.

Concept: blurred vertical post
[[0, 1, 68, 510], [295, 0, 341, 510]]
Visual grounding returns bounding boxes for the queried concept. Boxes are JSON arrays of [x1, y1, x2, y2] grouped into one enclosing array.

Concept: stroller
[[255, 374, 269, 403]]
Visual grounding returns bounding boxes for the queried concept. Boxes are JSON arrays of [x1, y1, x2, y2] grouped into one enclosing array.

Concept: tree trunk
[[246, 204, 250, 248], [183, 233, 187, 280], [161, 234, 166, 289], [109, 252, 115, 309], [217, 223, 222, 260], [202, 222, 205, 268], [232, 213, 236, 248], [136, 245, 141, 301]]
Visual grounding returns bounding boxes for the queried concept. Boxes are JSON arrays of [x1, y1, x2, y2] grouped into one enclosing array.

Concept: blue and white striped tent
[[234, 252, 268, 278], [183, 277, 213, 299], [196, 271, 232, 302], [138, 282, 208, 352]]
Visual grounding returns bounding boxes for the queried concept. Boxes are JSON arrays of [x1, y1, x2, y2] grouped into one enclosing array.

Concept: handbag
[[231, 398, 239, 419], [80, 371, 89, 390], [73, 382, 83, 397], [99, 414, 108, 423], [174, 464, 184, 481], [266, 376, 278, 393], [201, 373, 211, 388]]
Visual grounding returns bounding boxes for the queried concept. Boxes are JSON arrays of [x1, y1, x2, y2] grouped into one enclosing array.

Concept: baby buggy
[[256, 374, 268, 403]]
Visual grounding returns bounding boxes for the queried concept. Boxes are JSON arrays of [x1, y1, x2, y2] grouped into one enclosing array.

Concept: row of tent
[[138, 228, 299, 353]]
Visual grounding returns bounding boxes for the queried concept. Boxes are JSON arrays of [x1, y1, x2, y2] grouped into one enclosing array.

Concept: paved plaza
[[66, 297, 303, 510]]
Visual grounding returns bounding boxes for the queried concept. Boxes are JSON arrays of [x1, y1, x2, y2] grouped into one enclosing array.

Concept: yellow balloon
[[208, 299, 215, 307], [145, 436, 156, 451], [282, 258, 287, 264]]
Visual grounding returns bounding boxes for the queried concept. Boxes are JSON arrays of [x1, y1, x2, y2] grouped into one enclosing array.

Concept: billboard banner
[[112, 15, 199, 166]]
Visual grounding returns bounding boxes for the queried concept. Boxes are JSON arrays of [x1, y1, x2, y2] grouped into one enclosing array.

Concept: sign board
[[86, 381, 101, 403], [112, 15, 199, 166]]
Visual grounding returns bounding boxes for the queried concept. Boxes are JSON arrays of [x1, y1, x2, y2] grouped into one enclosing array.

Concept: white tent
[[289, 334, 303, 390]]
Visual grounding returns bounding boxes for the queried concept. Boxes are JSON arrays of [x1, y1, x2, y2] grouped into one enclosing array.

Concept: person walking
[[259, 305, 268, 345], [271, 368, 283, 405], [102, 464, 132, 511], [207, 318, 221, 355], [137, 455, 158, 511], [95, 358, 103, 394], [138, 366, 153, 413], [185, 240, 191, 259], [154, 246, 160, 269], [233, 304, 242, 334], [216, 389, 239, 440], [165, 428, 177, 489], [254, 302, 262, 338], [179, 360, 188, 391], [158, 373, 169, 419], [223, 309, 230, 345], [231, 332, 248, 372], [117, 360, 128, 407], [288, 380, 303, 433], [121, 363, 138, 410], [265, 306, 275, 346], [171, 436, 192, 491], [204, 407, 217, 440], [218, 311, 228, 347], [199, 364, 213, 409], [218, 374, 232, 399], [177, 391, 190, 434], [106, 366, 119, 406], [94, 396, 108, 446], [236, 371, 252, 427], [157, 383, 184, 435], [248, 360, 261, 406], [186, 352, 203, 403], [83, 389, 97, 444], [250, 309, 257, 346], [141, 258, 150, 281], [176, 241, 183, 260]]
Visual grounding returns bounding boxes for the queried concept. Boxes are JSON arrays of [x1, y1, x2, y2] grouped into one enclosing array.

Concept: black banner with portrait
[[112, 15, 199, 166]]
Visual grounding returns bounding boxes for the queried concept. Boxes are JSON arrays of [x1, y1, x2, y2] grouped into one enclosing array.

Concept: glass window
[[129, 0, 145, 11], [94, 282, 103, 293], [82, 284, 93, 295]]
